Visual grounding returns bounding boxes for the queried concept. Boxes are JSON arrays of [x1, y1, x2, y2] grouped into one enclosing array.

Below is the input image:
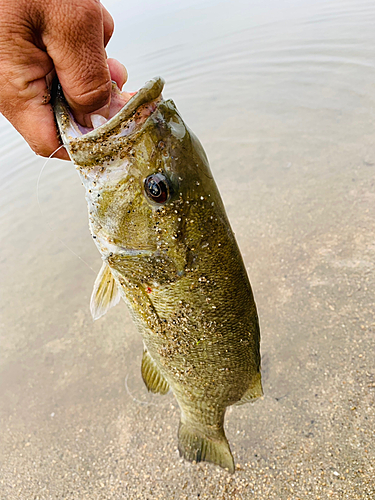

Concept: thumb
[[43, 0, 113, 126]]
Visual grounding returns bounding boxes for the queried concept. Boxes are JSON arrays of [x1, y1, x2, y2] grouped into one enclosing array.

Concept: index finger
[[43, 0, 112, 123]]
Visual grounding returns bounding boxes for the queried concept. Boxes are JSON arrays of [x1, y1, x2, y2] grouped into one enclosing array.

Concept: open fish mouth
[[53, 77, 165, 153]]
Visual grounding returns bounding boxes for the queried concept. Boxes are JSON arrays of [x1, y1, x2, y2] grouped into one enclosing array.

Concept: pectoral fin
[[90, 262, 121, 320], [141, 349, 169, 394]]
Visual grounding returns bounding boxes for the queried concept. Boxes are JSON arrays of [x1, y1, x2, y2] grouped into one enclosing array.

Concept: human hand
[[0, 0, 127, 160]]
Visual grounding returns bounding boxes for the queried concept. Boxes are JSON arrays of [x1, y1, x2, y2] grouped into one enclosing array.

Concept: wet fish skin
[[54, 77, 262, 473]]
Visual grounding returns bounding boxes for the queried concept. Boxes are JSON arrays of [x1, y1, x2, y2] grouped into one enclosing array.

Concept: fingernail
[[95, 101, 111, 119], [91, 114, 108, 128]]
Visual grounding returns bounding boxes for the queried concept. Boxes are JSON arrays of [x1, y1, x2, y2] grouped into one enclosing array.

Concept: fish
[[53, 77, 262, 473]]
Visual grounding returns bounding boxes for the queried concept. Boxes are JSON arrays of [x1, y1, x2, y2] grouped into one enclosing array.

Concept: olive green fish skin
[[54, 78, 261, 472]]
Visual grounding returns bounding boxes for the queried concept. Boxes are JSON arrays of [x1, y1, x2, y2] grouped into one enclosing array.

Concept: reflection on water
[[1, 0, 375, 497]]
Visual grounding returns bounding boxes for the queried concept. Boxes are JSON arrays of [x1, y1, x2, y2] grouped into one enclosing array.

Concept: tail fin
[[178, 421, 234, 473]]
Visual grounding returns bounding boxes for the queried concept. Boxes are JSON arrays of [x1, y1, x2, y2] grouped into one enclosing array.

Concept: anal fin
[[178, 421, 234, 473], [235, 371, 263, 406], [141, 349, 169, 395]]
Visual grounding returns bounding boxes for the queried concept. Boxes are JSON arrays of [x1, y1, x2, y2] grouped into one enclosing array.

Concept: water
[[1, 0, 374, 498]]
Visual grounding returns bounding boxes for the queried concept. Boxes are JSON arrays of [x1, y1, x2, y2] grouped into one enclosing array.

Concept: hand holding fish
[[0, 0, 127, 159]]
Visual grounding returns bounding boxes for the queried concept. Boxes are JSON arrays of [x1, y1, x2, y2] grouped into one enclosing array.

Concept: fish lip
[[53, 76, 165, 146]]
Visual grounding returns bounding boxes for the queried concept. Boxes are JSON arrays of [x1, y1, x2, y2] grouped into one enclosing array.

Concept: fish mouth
[[53, 77, 165, 163]]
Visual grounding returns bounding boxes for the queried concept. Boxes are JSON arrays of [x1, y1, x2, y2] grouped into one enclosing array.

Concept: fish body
[[54, 77, 262, 472]]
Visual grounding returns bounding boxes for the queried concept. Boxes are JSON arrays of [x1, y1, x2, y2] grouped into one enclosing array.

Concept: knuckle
[[105, 17, 114, 39], [72, 78, 111, 109], [102, 7, 114, 39], [52, 0, 102, 36], [71, 0, 102, 24], [26, 126, 61, 158], [29, 141, 53, 157]]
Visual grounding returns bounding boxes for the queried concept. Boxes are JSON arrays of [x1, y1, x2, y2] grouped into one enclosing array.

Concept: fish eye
[[144, 173, 171, 204]]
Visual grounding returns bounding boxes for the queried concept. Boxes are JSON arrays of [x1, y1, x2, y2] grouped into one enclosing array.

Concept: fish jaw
[[53, 76, 165, 166]]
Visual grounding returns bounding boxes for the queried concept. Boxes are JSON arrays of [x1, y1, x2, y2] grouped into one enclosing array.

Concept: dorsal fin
[[90, 262, 121, 320], [235, 372, 263, 406], [141, 349, 169, 394]]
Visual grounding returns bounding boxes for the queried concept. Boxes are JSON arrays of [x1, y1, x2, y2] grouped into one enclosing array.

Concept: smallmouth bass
[[54, 77, 262, 473]]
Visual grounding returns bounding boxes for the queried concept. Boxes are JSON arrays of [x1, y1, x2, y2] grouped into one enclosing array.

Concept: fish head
[[53, 77, 217, 279]]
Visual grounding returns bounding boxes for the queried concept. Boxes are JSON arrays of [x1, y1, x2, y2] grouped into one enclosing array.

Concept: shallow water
[[1, 0, 374, 498]]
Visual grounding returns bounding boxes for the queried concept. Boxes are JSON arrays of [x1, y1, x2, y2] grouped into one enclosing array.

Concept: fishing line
[[124, 373, 159, 406], [36, 145, 96, 274]]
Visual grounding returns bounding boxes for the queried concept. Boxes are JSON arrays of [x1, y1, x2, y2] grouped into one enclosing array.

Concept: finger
[[107, 58, 128, 90], [0, 44, 69, 159], [101, 4, 114, 47], [7, 96, 69, 160], [44, 0, 112, 125]]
